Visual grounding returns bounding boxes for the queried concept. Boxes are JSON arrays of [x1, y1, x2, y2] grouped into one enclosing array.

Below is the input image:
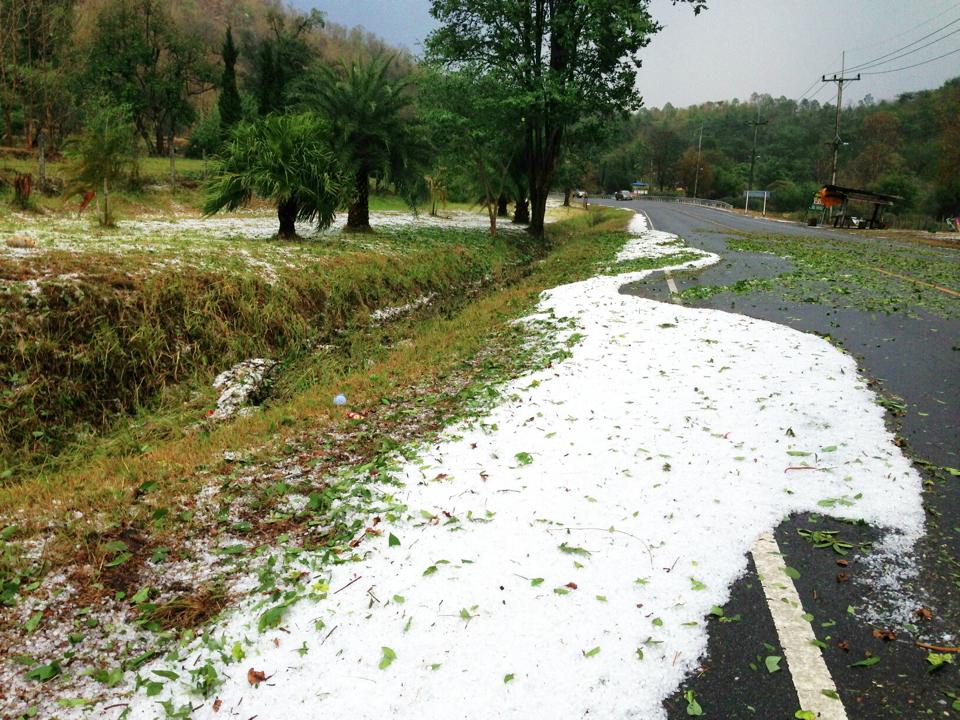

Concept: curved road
[[592, 197, 960, 720]]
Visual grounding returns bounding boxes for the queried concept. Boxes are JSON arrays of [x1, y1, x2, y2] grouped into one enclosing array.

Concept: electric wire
[[827, 17, 960, 73], [845, 26, 960, 72], [844, 1, 960, 53], [861, 44, 960, 74]]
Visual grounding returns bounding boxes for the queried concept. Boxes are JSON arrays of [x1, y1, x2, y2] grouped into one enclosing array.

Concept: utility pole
[[822, 51, 860, 186], [693, 122, 703, 199], [744, 106, 768, 213]]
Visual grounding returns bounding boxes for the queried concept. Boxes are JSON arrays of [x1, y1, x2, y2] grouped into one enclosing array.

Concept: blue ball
[[333, 394, 347, 406]]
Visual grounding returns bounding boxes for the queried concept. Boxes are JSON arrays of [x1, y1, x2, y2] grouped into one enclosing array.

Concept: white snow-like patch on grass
[[370, 293, 437, 324], [116, 212, 922, 720], [210, 358, 277, 420]]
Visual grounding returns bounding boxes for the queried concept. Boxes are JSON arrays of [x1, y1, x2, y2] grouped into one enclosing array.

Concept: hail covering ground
[[113, 213, 922, 719]]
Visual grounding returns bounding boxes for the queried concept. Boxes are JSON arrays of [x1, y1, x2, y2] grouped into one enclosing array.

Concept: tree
[[202, 113, 343, 239], [647, 125, 684, 191], [851, 111, 903, 186], [251, 9, 324, 117], [84, 0, 213, 155], [426, 0, 705, 235], [217, 26, 242, 131], [421, 69, 524, 234], [64, 101, 140, 226], [934, 80, 960, 215], [299, 54, 429, 232], [677, 146, 713, 197]]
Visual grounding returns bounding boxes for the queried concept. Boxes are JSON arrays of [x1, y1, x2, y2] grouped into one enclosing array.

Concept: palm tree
[[299, 55, 429, 232], [203, 113, 343, 239]]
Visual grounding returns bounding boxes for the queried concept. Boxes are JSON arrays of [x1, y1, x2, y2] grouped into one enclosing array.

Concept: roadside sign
[[742, 190, 770, 198]]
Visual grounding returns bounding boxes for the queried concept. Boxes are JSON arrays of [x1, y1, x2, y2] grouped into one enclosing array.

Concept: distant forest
[[585, 80, 960, 221], [1, 0, 957, 224]]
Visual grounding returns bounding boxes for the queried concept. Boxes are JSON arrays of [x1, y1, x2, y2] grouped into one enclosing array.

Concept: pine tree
[[218, 26, 243, 130]]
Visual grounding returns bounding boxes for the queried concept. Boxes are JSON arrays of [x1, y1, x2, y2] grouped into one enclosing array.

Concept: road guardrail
[[640, 196, 733, 210]]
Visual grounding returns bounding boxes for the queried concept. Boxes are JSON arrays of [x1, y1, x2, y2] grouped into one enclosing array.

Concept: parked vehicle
[[614, 190, 633, 201], [574, 189, 588, 198]]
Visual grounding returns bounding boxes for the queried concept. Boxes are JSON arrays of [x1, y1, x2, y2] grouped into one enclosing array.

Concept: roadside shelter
[[814, 185, 901, 229]]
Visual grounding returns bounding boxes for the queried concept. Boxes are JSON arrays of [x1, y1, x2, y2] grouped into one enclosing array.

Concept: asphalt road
[[592, 198, 960, 719]]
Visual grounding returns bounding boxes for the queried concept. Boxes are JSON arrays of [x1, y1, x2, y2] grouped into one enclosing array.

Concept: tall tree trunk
[[528, 184, 548, 235], [347, 167, 370, 231], [277, 198, 298, 238], [168, 125, 176, 187], [155, 125, 165, 156], [512, 192, 529, 224], [2, 102, 12, 146], [38, 129, 46, 192], [496, 193, 508, 217], [563, 188, 571, 207], [102, 176, 110, 227]]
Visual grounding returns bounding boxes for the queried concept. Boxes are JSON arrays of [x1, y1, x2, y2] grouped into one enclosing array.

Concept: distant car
[[574, 189, 588, 198], [614, 190, 633, 201]]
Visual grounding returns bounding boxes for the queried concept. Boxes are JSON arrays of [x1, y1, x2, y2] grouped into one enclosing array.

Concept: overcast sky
[[300, 0, 960, 109]]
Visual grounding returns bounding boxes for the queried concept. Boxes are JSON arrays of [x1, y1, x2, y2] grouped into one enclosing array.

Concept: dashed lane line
[[752, 532, 849, 720], [665, 274, 679, 295]]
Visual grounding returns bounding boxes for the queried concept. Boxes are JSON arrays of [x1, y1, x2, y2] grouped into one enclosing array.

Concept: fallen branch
[[915, 641, 960, 653]]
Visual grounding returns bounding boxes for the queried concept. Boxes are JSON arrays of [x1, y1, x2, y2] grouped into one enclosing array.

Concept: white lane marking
[[752, 532, 849, 720], [637, 210, 678, 298], [665, 274, 679, 295]]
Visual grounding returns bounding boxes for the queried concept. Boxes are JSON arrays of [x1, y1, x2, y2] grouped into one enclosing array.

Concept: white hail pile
[[114, 213, 922, 720], [210, 358, 277, 421]]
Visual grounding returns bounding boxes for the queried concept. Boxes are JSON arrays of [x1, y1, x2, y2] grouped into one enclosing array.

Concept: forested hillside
[[0, 0, 407, 158], [590, 79, 960, 222]]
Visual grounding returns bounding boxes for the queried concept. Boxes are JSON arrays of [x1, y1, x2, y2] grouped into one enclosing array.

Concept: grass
[[1, 205, 654, 714], [678, 230, 960, 318], [1, 207, 623, 520], [0, 219, 540, 475], [1, 154, 207, 179]]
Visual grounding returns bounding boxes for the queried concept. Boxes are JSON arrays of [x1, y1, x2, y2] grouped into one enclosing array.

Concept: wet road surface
[[593, 198, 960, 719]]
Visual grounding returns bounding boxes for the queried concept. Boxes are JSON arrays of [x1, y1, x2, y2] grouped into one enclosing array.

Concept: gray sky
[[300, 0, 960, 109]]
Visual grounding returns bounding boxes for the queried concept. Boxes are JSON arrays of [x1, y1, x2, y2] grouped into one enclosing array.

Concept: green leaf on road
[[684, 690, 704, 716]]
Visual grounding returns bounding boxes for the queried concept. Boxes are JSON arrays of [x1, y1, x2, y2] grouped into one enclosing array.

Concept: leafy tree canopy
[[203, 113, 344, 238]]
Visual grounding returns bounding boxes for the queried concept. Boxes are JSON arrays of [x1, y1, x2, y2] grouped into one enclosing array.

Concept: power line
[[793, 53, 844, 105], [829, 17, 960, 73], [846, 26, 960, 72], [844, 1, 960, 54], [861, 44, 960, 74], [795, 77, 822, 103]]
